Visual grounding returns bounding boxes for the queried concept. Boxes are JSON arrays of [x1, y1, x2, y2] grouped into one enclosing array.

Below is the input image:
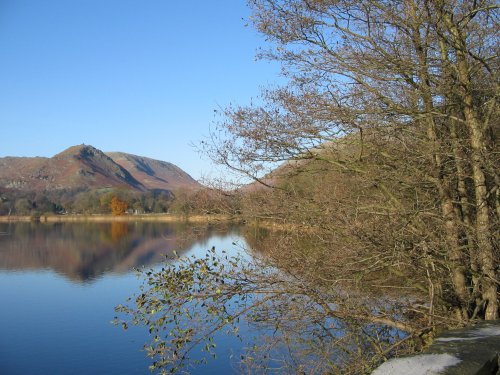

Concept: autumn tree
[[110, 196, 128, 216]]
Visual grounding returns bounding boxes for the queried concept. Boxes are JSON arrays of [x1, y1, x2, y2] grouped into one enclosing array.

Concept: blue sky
[[0, 0, 282, 180]]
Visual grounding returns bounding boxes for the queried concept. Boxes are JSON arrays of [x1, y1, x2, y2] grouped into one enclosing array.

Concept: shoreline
[[0, 214, 310, 232], [0, 214, 315, 233], [0, 214, 240, 224]]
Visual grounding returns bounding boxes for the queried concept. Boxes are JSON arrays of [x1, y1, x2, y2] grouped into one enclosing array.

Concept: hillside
[[106, 152, 200, 192], [0, 145, 144, 192], [0, 145, 200, 194]]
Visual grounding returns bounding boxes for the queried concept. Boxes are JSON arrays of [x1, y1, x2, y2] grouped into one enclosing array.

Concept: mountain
[[106, 152, 200, 191], [0, 145, 200, 193]]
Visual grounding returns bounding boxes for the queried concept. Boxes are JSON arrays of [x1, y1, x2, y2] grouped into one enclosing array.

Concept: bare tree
[[117, 1, 498, 373], [205, 0, 499, 321]]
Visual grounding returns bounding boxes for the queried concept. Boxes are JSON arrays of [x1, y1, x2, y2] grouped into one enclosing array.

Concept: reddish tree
[[110, 196, 128, 216]]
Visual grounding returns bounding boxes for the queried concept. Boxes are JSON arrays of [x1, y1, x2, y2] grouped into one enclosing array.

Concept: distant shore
[[0, 214, 309, 232], [0, 214, 240, 223]]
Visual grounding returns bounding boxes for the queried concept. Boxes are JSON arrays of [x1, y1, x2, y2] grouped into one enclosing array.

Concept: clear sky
[[0, 0, 281, 181]]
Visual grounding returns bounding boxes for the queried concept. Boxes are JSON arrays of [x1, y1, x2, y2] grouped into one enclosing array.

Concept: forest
[[0, 188, 173, 216]]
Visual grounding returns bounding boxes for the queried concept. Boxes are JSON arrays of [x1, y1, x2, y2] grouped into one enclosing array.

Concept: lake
[[0, 221, 253, 375]]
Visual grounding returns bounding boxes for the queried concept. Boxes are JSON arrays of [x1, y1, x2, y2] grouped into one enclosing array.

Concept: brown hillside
[[0, 145, 144, 192], [106, 152, 201, 192]]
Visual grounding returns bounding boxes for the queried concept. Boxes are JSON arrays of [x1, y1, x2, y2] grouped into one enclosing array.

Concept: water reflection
[[0, 221, 240, 282], [0, 221, 246, 375]]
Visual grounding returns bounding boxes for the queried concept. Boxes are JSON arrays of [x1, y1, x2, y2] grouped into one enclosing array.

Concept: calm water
[[0, 221, 251, 375]]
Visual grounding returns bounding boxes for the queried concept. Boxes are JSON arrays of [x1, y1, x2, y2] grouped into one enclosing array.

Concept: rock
[[372, 320, 500, 375]]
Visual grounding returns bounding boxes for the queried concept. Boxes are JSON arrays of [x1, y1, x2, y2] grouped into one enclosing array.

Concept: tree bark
[[443, 13, 498, 319]]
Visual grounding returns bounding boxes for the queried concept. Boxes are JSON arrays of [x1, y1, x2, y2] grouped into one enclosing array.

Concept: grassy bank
[[0, 214, 240, 224]]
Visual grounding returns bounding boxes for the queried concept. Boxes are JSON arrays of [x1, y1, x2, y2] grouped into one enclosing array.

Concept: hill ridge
[[0, 145, 200, 193]]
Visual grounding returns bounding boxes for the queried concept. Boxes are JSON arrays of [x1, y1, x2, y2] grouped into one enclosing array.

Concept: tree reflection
[[111, 222, 129, 242]]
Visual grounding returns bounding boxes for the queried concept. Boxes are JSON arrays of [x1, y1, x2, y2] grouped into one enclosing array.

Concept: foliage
[[169, 188, 241, 216], [0, 187, 175, 216], [110, 196, 129, 216], [115, 245, 414, 374]]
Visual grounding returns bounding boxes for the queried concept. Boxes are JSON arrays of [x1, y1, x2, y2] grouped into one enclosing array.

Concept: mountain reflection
[[0, 221, 237, 282]]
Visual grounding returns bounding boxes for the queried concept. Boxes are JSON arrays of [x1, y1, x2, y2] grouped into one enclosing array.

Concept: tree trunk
[[447, 19, 498, 320], [408, 4, 471, 318]]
